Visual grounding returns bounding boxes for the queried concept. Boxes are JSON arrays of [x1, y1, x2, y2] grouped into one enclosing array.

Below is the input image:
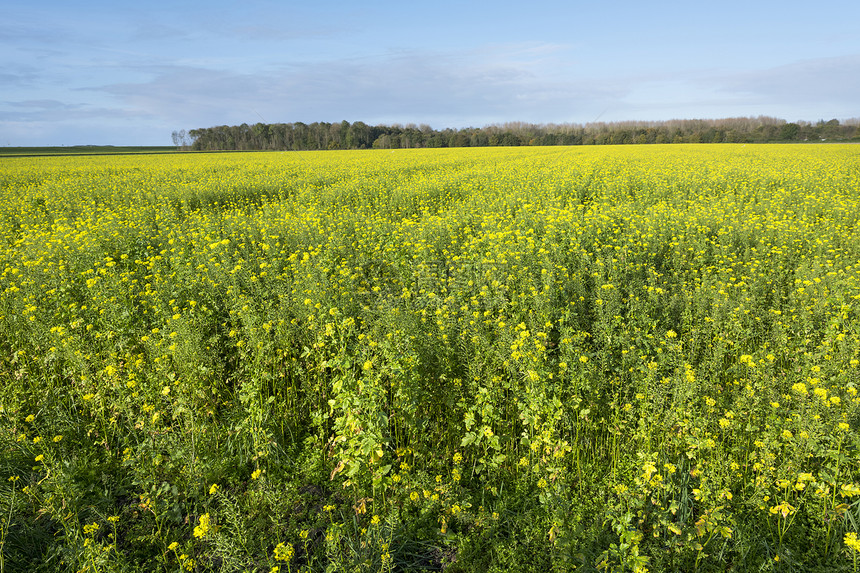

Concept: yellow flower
[[846, 532, 860, 553], [273, 542, 294, 562], [193, 513, 211, 538], [769, 501, 795, 518]]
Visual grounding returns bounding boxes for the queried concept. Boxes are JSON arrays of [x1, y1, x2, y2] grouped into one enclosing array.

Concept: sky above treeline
[[3, 0, 859, 146]]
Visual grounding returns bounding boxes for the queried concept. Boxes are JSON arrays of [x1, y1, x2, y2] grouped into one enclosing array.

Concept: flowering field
[[1, 145, 859, 572]]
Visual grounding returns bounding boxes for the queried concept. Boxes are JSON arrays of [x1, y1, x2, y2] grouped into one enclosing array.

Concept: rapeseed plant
[[0, 145, 858, 570]]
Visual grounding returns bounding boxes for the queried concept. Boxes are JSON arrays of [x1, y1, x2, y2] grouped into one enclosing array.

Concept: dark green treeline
[[181, 117, 860, 151]]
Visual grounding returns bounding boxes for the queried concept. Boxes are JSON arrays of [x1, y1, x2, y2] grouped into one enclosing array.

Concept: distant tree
[[251, 123, 271, 148], [171, 129, 191, 149], [779, 123, 800, 141], [346, 122, 371, 149], [819, 119, 841, 140]]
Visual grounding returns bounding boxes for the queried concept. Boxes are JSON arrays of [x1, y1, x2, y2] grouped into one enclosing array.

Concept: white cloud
[[714, 54, 860, 106], [85, 44, 627, 129]]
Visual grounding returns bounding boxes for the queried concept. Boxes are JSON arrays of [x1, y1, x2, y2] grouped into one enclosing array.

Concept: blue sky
[[3, 0, 858, 145]]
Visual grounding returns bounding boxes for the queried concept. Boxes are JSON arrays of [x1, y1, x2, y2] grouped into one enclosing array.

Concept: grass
[[0, 146, 177, 157]]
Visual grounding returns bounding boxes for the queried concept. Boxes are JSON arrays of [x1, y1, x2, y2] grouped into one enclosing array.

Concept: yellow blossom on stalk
[[846, 532, 860, 553], [193, 513, 211, 538], [642, 462, 657, 482], [769, 501, 796, 518], [273, 542, 294, 562]]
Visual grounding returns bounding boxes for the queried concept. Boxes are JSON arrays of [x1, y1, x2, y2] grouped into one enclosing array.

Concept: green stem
[[1, 480, 16, 573]]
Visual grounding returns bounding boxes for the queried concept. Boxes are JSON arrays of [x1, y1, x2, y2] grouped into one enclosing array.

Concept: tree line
[[178, 117, 860, 151]]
